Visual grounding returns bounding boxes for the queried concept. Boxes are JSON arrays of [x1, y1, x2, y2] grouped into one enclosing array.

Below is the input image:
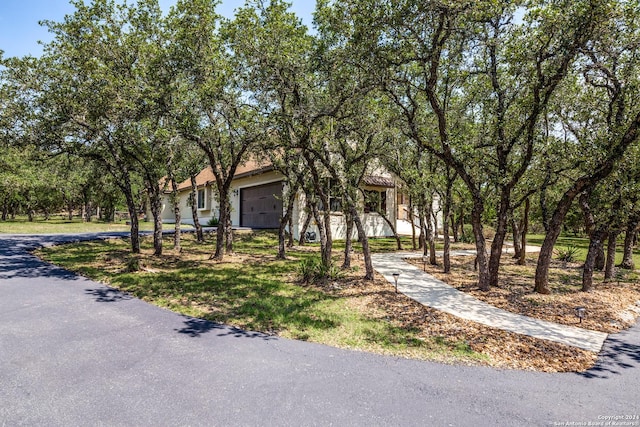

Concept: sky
[[0, 0, 315, 58]]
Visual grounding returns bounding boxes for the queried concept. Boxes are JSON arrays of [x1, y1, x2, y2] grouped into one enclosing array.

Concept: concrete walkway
[[371, 252, 608, 352]]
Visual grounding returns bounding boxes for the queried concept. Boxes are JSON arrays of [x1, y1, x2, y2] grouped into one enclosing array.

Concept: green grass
[[0, 216, 184, 234], [527, 234, 640, 267], [313, 235, 475, 253], [37, 231, 485, 364]]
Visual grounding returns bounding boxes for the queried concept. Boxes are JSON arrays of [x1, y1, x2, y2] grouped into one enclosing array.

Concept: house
[[161, 160, 406, 240], [394, 188, 444, 236]]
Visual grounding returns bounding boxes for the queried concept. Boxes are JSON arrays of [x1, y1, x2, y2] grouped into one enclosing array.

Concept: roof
[[174, 159, 274, 192], [363, 175, 395, 188], [168, 162, 394, 192]]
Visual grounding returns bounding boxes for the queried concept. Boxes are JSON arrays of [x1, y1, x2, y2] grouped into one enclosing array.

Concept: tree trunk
[[310, 201, 331, 269], [277, 214, 289, 259], [123, 189, 140, 254], [212, 192, 229, 260], [488, 193, 510, 288], [419, 212, 427, 256], [604, 230, 618, 281], [170, 177, 181, 252], [287, 215, 295, 248], [148, 185, 163, 257], [442, 181, 452, 273], [277, 188, 296, 260], [225, 209, 233, 255], [1, 195, 8, 221], [579, 191, 604, 272], [321, 204, 333, 269], [409, 198, 417, 250], [620, 218, 638, 269], [535, 194, 581, 294], [67, 202, 74, 221], [298, 208, 312, 246], [83, 202, 91, 222], [189, 175, 204, 243], [583, 227, 607, 292], [342, 212, 354, 269], [595, 243, 606, 271], [459, 205, 466, 243], [470, 197, 490, 291], [511, 218, 522, 259], [378, 209, 402, 250], [450, 211, 458, 243], [428, 222, 437, 265], [351, 207, 374, 280], [539, 170, 552, 233], [518, 198, 530, 266], [426, 203, 437, 265], [151, 201, 163, 256]]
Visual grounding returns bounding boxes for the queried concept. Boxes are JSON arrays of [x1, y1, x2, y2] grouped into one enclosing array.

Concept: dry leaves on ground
[[407, 255, 640, 334], [318, 267, 598, 372]]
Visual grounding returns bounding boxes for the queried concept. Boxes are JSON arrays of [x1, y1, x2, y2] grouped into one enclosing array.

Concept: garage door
[[240, 181, 283, 228]]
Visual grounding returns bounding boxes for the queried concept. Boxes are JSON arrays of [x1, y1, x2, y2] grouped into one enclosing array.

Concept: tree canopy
[[2, 0, 639, 293]]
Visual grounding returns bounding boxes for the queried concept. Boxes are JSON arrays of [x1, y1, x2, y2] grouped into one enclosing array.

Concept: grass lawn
[[314, 235, 475, 253], [37, 231, 486, 366], [527, 234, 640, 267], [0, 217, 180, 234]]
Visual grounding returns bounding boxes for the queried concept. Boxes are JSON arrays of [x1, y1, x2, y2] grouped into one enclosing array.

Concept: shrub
[[459, 224, 495, 242], [460, 224, 475, 243], [482, 225, 496, 240], [298, 257, 344, 283], [206, 216, 219, 227], [555, 245, 579, 263], [125, 256, 141, 272]]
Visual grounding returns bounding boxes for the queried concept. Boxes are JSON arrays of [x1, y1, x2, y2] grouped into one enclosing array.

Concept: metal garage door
[[240, 181, 283, 228]]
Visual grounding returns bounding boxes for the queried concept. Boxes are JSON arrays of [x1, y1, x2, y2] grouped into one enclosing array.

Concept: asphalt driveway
[[1, 234, 639, 426]]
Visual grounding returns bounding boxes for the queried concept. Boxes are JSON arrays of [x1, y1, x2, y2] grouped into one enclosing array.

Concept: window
[[197, 188, 206, 210], [397, 191, 410, 220], [397, 191, 409, 206], [364, 190, 386, 214], [318, 179, 342, 212]]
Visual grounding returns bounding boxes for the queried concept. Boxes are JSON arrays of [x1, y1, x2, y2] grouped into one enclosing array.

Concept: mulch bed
[[406, 255, 640, 334], [310, 251, 640, 372]]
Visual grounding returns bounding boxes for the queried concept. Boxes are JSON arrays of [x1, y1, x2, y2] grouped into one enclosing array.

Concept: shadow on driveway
[[85, 287, 134, 303], [175, 316, 277, 340], [578, 333, 640, 379], [0, 233, 130, 281], [0, 245, 79, 281]]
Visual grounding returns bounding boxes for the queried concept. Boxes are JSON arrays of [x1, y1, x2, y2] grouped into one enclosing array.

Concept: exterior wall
[[161, 185, 216, 226], [160, 168, 402, 242], [294, 185, 395, 241], [161, 173, 285, 228], [395, 194, 443, 236], [396, 218, 415, 236], [161, 195, 175, 222]]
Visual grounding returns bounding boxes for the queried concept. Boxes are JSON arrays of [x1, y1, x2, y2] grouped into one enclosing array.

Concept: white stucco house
[[160, 159, 433, 241]]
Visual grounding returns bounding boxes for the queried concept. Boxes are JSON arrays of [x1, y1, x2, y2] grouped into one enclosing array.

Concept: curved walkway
[[1, 233, 639, 426], [372, 251, 608, 352]]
